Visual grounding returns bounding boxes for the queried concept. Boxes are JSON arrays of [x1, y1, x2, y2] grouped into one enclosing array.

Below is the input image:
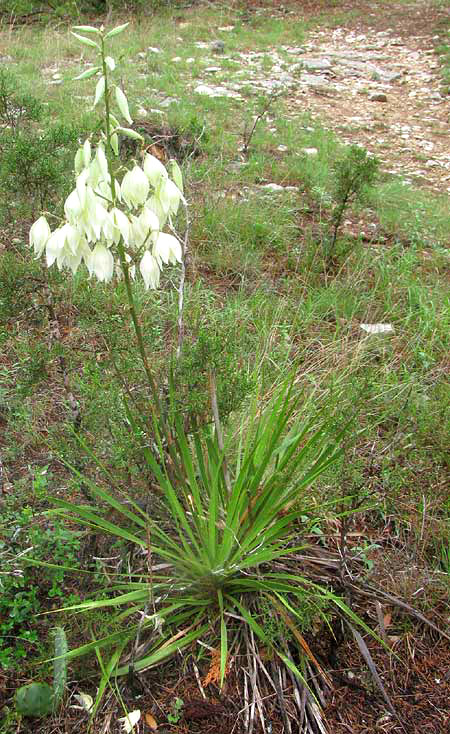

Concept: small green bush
[[0, 123, 85, 213]]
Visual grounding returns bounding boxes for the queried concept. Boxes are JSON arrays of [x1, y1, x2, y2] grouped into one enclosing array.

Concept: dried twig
[[193, 660, 207, 700], [242, 92, 280, 158]]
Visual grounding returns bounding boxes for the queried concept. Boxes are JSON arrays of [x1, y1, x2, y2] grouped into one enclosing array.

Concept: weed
[[325, 145, 379, 262], [0, 68, 43, 131], [0, 123, 86, 216], [167, 697, 184, 724]]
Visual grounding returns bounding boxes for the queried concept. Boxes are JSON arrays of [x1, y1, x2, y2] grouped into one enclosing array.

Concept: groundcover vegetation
[[0, 2, 448, 733]]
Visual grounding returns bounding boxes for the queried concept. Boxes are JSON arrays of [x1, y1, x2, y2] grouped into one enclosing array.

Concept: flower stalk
[[28, 22, 187, 419]]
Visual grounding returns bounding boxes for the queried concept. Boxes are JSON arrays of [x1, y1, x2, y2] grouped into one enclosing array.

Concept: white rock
[[277, 145, 288, 152], [302, 147, 318, 156], [138, 52, 146, 59], [172, 57, 182, 62], [137, 107, 148, 117], [52, 72, 62, 80], [360, 324, 394, 334], [261, 183, 285, 192], [148, 47, 162, 54], [194, 84, 241, 99], [205, 66, 222, 73]]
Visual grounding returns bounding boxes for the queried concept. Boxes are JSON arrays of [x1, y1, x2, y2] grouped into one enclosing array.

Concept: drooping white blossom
[[121, 165, 150, 209], [143, 152, 168, 187], [31, 139, 183, 287], [29, 216, 51, 256], [140, 250, 160, 289], [153, 232, 182, 266], [90, 243, 114, 282]]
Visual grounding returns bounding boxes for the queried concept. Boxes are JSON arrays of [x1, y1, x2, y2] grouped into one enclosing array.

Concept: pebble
[[302, 147, 319, 156], [261, 183, 285, 192], [194, 84, 241, 99], [211, 40, 225, 54], [159, 97, 177, 107], [368, 92, 388, 102], [148, 47, 162, 54], [302, 57, 332, 71]]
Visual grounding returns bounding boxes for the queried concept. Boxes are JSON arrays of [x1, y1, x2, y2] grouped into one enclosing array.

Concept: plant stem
[[100, 33, 162, 415]]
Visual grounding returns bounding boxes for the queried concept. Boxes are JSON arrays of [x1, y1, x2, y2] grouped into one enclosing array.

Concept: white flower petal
[[29, 216, 51, 256], [72, 693, 94, 713], [121, 165, 149, 208], [112, 207, 131, 244], [64, 189, 82, 224], [46, 229, 65, 267], [143, 153, 168, 188], [146, 195, 167, 228], [83, 139, 91, 168], [91, 243, 114, 282], [158, 178, 183, 217], [140, 250, 160, 289], [118, 710, 141, 734], [153, 231, 182, 265]]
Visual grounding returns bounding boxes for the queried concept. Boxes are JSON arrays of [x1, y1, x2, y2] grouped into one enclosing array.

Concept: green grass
[[0, 3, 449, 727]]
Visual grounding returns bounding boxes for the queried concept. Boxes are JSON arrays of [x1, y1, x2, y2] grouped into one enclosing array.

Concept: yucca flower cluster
[[29, 22, 184, 290]]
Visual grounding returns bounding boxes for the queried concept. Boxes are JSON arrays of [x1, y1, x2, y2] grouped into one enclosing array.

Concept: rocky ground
[[189, 24, 449, 194]]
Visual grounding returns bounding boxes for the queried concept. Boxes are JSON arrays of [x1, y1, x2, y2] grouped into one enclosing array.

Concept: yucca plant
[[49, 383, 366, 725]]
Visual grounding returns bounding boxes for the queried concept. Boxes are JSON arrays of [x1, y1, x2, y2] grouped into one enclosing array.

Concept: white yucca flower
[[143, 152, 168, 187], [140, 250, 160, 289], [153, 231, 182, 265], [90, 243, 114, 282], [158, 178, 183, 218], [146, 195, 168, 229], [29, 216, 51, 256], [138, 206, 159, 242], [121, 165, 150, 208]]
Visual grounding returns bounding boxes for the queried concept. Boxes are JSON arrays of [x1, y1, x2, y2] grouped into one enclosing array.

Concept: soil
[[247, 0, 450, 194]]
